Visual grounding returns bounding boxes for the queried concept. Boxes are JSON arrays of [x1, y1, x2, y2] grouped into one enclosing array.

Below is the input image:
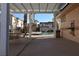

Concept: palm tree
[[34, 20, 39, 23]]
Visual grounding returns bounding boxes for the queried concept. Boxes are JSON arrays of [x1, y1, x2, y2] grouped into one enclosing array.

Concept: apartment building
[[9, 15, 24, 33], [40, 22, 54, 32], [17, 19, 24, 29]]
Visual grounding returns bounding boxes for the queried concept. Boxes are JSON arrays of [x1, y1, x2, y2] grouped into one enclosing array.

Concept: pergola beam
[[30, 3, 34, 12], [52, 3, 57, 12], [39, 3, 40, 12], [45, 3, 49, 12], [12, 3, 22, 12], [21, 3, 28, 12], [11, 11, 54, 14], [10, 4, 16, 12]]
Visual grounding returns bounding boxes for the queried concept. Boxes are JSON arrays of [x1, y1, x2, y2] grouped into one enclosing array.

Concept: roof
[[0, 3, 67, 14]]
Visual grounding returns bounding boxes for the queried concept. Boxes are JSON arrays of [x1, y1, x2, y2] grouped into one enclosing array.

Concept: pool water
[[41, 32, 53, 35]]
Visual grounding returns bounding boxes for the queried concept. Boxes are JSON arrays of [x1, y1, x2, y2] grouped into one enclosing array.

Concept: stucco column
[[0, 3, 10, 56], [28, 13, 32, 39], [53, 13, 58, 38]]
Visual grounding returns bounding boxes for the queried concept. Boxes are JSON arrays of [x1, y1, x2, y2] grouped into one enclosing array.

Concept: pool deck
[[19, 38, 79, 56], [9, 36, 79, 56], [9, 37, 31, 56]]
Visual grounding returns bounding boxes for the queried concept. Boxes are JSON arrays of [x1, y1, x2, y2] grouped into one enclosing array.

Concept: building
[[26, 23, 37, 32], [40, 22, 54, 32], [17, 19, 24, 29], [9, 15, 24, 33], [55, 4, 79, 43], [31, 23, 37, 31]]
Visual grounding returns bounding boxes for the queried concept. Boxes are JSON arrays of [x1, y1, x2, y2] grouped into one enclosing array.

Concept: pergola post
[[28, 13, 32, 39], [54, 12, 58, 38], [0, 3, 10, 56], [23, 13, 27, 38]]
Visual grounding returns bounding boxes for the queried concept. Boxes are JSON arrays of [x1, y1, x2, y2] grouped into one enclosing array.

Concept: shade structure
[[0, 3, 67, 14]]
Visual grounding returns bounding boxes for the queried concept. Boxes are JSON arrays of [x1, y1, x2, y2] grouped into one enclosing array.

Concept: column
[[0, 3, 10, 56], [28, 13, 32, 39], [23, 13, 27, 38], [53, 12, 57, 38]]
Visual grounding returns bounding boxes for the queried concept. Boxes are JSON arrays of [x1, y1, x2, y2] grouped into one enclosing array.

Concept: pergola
[[0, 3, 67, 56], [9, 3, 67, 13]]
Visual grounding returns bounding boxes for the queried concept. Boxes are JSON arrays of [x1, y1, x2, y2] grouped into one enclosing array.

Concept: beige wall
[[12, 16, 18, 30], [17, 20, 24, 29], [10, 15, 24, 33], [57, 5, 79, 43]]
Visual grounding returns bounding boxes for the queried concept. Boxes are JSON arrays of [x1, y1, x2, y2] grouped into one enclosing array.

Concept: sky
[[12, 13, 24, 20], [12, 13, 54, 23], [35, 13, 54, 23]]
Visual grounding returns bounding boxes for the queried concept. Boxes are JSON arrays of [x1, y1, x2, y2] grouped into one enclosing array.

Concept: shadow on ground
[[9, 37, 79, 56]]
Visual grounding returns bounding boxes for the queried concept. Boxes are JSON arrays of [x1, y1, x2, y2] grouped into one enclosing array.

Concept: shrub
[[47, 30, 53, 32]]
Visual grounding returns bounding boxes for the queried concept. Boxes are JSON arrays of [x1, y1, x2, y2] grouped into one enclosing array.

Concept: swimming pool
[[41, 32, 53, 35]]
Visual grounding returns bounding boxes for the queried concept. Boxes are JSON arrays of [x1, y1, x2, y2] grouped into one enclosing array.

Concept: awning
[[0, 3, 67, 13]]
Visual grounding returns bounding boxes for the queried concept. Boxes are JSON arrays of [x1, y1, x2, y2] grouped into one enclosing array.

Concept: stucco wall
[[61, 7, 79, 43]]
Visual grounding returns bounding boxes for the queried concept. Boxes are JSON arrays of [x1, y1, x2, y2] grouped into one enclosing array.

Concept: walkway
[[19, 38, 79, 56], [9, 38, 31, 56]]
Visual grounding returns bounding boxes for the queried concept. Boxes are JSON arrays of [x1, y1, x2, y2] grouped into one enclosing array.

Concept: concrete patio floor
[[20, 38, 79, 56], [9, 37, 31, 56], [9, 37, 79, 56]]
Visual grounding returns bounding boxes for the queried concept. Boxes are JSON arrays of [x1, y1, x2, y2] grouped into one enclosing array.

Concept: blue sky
[[12, 13, 54, 23], [12, 13, 24, 20], [35, 13, 54, 23]]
